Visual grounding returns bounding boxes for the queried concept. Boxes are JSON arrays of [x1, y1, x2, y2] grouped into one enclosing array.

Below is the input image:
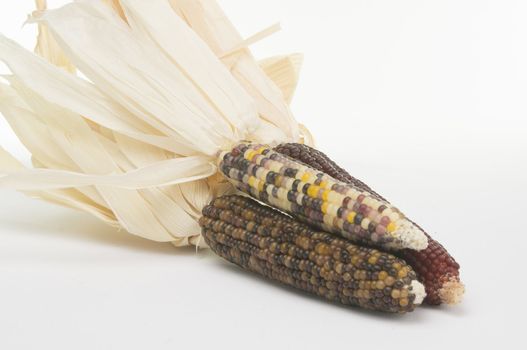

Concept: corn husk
[[0, 0, 310, 246]]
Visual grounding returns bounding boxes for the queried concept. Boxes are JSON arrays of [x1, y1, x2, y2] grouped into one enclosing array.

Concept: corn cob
[[274, 143, 464, 305], [200, 195, 426, 313], [218, 143, 429, 252]]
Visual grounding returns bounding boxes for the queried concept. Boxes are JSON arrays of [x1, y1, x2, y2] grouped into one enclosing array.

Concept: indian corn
[[200, 195, 426, 313], [218, 143, 429, 252], [274, 142, 464, 305]]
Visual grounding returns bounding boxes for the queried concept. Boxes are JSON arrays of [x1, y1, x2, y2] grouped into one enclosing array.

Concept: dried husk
[[0, 0, 311, 246]]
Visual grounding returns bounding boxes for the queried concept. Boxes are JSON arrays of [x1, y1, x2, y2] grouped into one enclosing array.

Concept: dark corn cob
[[274, 143, 464, 305], [218, 143, 429, 252], [200, 195, 426, 313]]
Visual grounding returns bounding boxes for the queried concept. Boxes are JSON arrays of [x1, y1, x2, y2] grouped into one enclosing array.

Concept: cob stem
[[438, 276, 465, 305]]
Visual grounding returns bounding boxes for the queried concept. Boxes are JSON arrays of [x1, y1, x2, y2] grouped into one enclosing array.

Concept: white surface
[[0, 1, 524, 349]]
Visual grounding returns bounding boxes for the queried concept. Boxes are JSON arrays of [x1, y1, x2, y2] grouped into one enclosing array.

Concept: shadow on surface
[[0, 193, 192, 256], [208, 257, 430, 323]]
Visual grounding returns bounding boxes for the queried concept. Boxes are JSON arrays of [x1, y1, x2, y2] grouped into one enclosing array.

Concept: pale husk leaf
[[170, 0, 300, 142], [34, 0, 76, 73], [0, 0, 313, 246], [259, 53, 304, 104]]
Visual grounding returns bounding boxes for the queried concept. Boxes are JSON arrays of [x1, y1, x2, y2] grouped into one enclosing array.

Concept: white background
[[0, 1, 524, 349]]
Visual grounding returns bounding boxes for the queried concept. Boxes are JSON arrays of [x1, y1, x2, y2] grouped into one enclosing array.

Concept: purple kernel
[[359, 204, 367, 214], [376, 225, 386, 235]]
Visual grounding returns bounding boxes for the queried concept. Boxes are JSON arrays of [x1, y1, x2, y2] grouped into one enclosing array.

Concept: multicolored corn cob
[[218, 143, 429, 252], [200, 195, 426, 313], [274, 143, 464, 305]]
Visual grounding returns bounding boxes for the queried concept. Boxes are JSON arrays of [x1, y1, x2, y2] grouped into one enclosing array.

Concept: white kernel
[[327, 204, 339, 217], [255, 167, 265, 180], [327, 191, 343, 203], [361, 218, 371, 230], [323, 214, 333, 226], [334, 193, 346, 204], [389, 212, 401, 222], [277, 188, 288, 200], [296, 194, 304, 206]]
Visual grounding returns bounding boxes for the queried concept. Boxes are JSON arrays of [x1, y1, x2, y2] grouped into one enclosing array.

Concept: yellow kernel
[[307, 185, 320, 198], [399, 298, 409, 307], [301, 173, 311, 182], [347, 212, 357, 223], [387, 222, 397, 233], [378, 271, 388, 280], [319, 180, 328, 189], [368, 256, 378, 264], [391, 289, 401, 299], [392, 262, 402, 270], [258, 181, 265, 193], [322, 190, 330, 201], [246, 150, 256, 161], [315, 242, 331, 255], [256, 146, 266, 154], [248, 176, 256, 187], [321, 202, 329, 214], [400, 289, 409, 298], [398, 268, 408, 278], [385, 276, 395, 286]]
